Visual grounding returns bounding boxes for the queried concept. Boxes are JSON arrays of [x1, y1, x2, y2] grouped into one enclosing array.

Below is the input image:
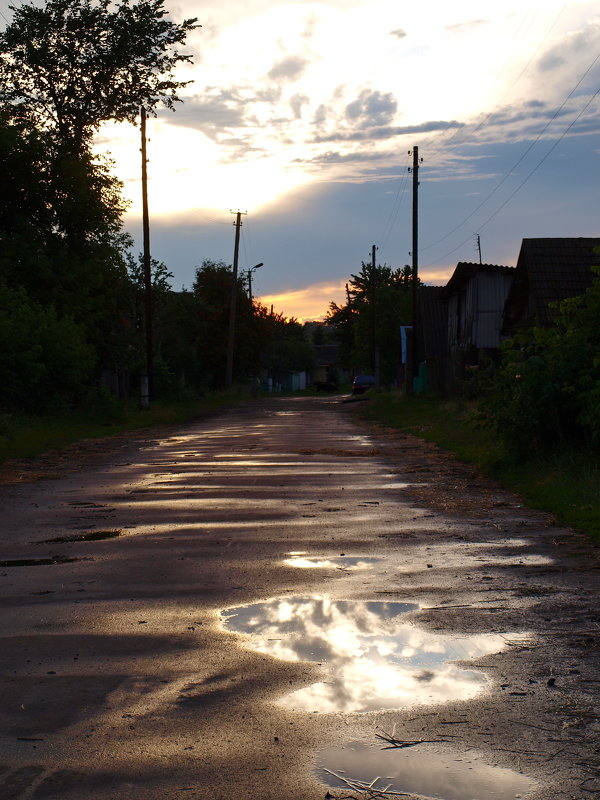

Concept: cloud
[[290, 93, 310, 119], [444, 19, 490, 33], [537, 18, 600, 74], [267, 55, 309, 82], [158, 90, 248, 135], [312, 118, 463, 144], [389, 28, 407, 39], [345, 89, 397, 128], [259, 280, 347, 322]]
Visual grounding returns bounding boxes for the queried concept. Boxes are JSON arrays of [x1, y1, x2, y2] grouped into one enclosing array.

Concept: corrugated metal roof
[[507, 237, 600, 327], [440, 262, 514, 300]]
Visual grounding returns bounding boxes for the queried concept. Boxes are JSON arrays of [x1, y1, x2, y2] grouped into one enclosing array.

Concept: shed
[[503, 238, 600, 333], [440, 262, 514, 389]]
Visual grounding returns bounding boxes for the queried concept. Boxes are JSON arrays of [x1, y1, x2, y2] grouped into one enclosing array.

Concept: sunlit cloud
[[80, 0, 600, 302], [258, 280, 348, 321]]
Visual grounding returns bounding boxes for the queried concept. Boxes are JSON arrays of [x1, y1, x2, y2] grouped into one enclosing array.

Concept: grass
[[0, 389, 247, 463], [357, 390, 600, 541]]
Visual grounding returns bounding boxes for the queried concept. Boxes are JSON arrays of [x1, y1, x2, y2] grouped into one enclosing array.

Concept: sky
[[3, 0, 600, 319]]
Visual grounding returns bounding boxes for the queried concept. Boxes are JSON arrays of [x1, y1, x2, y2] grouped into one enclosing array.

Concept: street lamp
[[246, 262, 263, 302]]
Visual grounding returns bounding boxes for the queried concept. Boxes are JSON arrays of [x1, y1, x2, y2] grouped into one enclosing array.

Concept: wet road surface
[[0, 396, 598, 799]]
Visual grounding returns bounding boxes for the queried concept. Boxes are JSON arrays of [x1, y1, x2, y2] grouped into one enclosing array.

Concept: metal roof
[[506, 237, 600, 327], [440, 262, 514, 300]]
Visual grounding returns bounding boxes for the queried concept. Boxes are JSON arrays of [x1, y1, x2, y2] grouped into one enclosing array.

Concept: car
[[352, 374, 375, 394]]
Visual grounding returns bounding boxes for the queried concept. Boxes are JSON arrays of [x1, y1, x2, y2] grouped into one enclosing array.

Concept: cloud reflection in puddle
[[283, 554, 381, 570], [222, 597, 528, 712]]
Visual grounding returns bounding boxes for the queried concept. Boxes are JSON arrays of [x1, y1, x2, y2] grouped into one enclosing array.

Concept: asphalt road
[[0, 396, 598, 800]]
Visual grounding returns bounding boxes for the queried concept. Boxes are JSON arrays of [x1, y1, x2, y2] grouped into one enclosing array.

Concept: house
[[440, 262, 515, 388], [502, 237, 600, 335]]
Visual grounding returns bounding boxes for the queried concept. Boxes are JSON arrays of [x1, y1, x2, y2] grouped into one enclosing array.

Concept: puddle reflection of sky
[[283, 553, 381, 570], [222, 597, 528, 713], [317, 741, 536, 800]]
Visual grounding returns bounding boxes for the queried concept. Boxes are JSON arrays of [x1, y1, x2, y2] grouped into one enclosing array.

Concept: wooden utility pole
[[371, 244, 380, 384], [140, 107, 153, 405], [476, 234, 482, 264], [226, 210, 246, 387], [411, 146, 420, 389]]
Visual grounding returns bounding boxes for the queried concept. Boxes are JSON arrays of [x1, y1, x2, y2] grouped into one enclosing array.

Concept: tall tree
[[327, 263, 415, 382], [0, 0, 198, 405], [0, 0, 198, 153]]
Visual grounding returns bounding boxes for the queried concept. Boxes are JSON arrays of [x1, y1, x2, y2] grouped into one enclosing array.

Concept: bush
[[479, 266, 600, 456], [0, 283, 94, 412]]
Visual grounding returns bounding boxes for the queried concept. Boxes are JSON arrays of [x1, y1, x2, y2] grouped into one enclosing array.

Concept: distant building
[[502, 237, 600, 335]]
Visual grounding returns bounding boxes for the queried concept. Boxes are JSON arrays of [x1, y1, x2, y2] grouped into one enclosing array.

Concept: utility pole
[[371, 244, 380, 384], [140, 107, 153, 405], [476, 234, 482, 264], [410, 146, 421, 391], [226, 210, 246, 387]]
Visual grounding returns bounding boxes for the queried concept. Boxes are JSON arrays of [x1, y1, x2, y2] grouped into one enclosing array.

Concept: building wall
[[473, 272, 514, 348]]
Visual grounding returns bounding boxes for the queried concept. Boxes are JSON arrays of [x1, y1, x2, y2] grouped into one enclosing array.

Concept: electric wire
[[377, 155, 411, 254], [378, 5, 569, 266], [423, 85, 600, 268], [421, 48, 600, 253], [424, 6, 543, 156], [425, 4, 567, 161], [195, 208, 230, 225]]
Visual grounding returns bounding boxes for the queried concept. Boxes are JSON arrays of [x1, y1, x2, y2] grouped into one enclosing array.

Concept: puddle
[[0, 557, 82, 567], [39, 530, 122, 543], [283, 554, 381, 570], [222, 597, 528, 712], [317, 741, 536, 800]]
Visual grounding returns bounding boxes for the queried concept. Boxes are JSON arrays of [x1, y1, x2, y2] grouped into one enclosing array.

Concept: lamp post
[[246, 262, 263, 302]]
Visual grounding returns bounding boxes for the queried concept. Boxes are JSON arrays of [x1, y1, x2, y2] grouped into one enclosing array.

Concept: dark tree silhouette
[[0, 0, 198, 153]]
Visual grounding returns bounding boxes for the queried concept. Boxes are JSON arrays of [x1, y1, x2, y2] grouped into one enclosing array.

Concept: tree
[[192, 260, 258, 388], [0, 0, 198, 408], [0, 0, 198, 153], [327, 263, 415, 382]]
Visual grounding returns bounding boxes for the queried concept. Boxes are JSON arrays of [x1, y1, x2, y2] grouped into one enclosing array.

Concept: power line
[[378, 156, 411, 253], [429, 5, 566, 158], [195, 209, 230, 226], [421, 49, 600, 253], [423, 86, 600, 269]]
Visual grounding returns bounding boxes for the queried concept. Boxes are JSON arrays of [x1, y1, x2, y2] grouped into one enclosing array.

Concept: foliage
[[258, 308, 315, 374], [0, 113, 133, 370], [0, 0, 198, 153], [0, 0, 197, 410], [0, 282, 94, 411], [479, 265, 600, 456], [327, 263, 415, 382]]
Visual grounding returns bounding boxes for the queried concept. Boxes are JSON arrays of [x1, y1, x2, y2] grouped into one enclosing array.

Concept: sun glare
[[96, 119, 312, 217]]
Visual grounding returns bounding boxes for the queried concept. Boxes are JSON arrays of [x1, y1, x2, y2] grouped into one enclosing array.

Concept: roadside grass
[[357, 391, 600, 541], [0, 389, 247, 463]]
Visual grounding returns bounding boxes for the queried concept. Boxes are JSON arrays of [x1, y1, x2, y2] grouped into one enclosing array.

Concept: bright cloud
[[259, 280, 348, 321], [57, 0, 600, 306]]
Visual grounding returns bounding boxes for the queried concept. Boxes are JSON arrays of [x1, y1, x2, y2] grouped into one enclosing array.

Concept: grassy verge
[[357, 391, 600, 541], [0, 389, 247, 463]]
